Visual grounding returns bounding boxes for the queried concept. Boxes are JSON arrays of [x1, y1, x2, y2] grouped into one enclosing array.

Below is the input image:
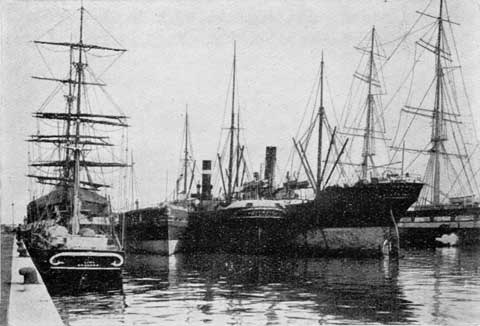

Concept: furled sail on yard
[[22, 5, 130, 287], [389, 0, 480, 208]]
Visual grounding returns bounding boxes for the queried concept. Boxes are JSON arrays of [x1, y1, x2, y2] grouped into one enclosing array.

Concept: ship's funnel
[[201, 160, 212, 200], [264, 146, 277, 188]]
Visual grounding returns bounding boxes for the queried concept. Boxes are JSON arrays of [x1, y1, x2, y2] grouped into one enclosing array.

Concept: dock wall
[[1, 226, 64, 326]]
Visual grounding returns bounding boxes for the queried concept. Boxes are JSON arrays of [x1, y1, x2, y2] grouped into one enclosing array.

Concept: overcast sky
[[2, 0, 480, 223]]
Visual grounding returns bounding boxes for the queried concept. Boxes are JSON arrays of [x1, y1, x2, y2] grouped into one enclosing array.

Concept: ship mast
[[183, 106, 189, 194], [63, 47, 74, 181], [29, 5, 128, 226], [431, 0, 444, 205], [361, 26, 376, 180], [389, 0, 476, 205], [234, 110, 241, 189], [291, 53, 350, 193], [316, 52, 325, 196], [71, 6, 86, 234], [227, 42, 236, 202]]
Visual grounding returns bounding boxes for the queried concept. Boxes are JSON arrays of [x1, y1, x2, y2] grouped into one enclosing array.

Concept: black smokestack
[[264, 146, 277, 189], [201, 160, 212, 200]]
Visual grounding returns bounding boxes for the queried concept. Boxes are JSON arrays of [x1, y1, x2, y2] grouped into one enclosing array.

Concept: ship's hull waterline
[[22, 245, 124, 292], [22, 187, 126, 290], [187, 214, 399, 257], [123, 204, 189, 255], [187, 182, 423, 257]]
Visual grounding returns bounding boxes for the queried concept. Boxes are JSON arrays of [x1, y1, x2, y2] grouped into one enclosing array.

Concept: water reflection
[[122, 253, 413, 325], [53, 247, 480, 326], [399, 246, 480, 326], [47, 273, 123, 295], [53, 290, 125, 326]]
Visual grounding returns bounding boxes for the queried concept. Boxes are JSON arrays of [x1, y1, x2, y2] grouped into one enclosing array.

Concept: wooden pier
[[398, 215, 480, 247]]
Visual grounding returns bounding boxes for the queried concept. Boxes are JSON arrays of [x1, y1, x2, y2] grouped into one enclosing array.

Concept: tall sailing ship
[[277, 33, 423, 256], [22, 6, 128, 286], [390, 0, 480, 246]]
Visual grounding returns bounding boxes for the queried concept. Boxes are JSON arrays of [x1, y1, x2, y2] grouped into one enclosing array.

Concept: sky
[[1, 0, 480, 224]]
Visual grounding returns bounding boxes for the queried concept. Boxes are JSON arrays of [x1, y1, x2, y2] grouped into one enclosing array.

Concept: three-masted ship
[[22, 6, 128, 286], [390, 0, 480, 247]]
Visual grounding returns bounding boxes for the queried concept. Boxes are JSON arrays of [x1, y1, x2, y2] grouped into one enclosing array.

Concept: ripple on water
[[52, 248, 480, 326]]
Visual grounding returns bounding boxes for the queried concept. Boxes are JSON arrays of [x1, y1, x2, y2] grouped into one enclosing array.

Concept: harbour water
[[52, 247, 480, 326]]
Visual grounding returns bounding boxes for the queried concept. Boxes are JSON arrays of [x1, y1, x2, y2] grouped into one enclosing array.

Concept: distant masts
[[130, 151, 136, 210], [183, 105, 189, 195], [316, 52, 325, 196], [227, 42, 237, 202], [11, 202, 15, 227], [175, 104, 196, 200]]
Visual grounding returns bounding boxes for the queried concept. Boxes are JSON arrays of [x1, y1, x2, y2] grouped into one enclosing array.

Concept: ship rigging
[[23, 5, 130, 287], [389, 0, 480, 208]]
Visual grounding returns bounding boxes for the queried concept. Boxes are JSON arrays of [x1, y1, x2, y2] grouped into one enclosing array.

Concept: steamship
[[184, 45, 292, 255], [187, 42, 422, 257], [123, 202, 190, 255], [122, 110, 195, 255], [189, 155, 288, 254], [273, 37, 423, 256]]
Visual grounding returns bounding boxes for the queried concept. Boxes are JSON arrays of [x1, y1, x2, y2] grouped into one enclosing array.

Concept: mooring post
[[16, 241, 28, 257], [19, 267, 39, 284]]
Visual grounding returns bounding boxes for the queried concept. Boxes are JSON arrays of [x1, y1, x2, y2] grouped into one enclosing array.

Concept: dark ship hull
[[22, 187, 125, 288], [188, 181, 423, 257], [26, 246, 124, 292], [185, 200, 289, 255], [280, 181, 424, 256], [399, 203, 480, 247], [124, 203, 189, 255], [287, 181, 424, 227]]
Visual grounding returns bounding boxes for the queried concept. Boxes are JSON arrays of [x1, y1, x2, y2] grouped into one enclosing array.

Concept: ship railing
[[373, 174, 423, 184], [413, 201, 479, 211]]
